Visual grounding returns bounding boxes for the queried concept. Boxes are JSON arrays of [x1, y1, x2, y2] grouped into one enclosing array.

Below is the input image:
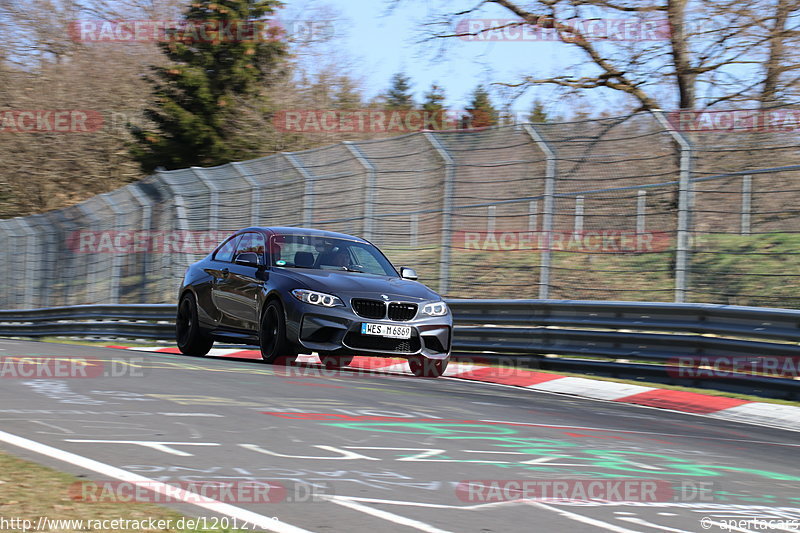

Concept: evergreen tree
[[498, 102, 516, 125], [130, 0, 288, 172], [385, 72, 414, 110], [303, 69, 335, 107], [333, 76, 363, 109], [422, 83, 446, 114], [464, 85, 498, 128], [421, 83, 448, 129], [528, 99, 550, 123]]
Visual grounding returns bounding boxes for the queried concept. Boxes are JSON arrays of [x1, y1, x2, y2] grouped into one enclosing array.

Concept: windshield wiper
[[339, 265, 365, 273]]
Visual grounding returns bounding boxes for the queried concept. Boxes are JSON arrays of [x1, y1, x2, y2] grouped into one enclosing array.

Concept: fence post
[[172, 194, 199, 270], [128, 185, 153, 303], [77, 204, 102, 304], [0, 223, 9, 308], [741, 175, 752, 235], [99, 193, 126, 304], [12, 219, 37, 308], [651, 110, 693, 303], [231, 162, 261, 226], [173, 195, 190, 233], [284, 153, 315, 228], [0, 221, 21, 307], [637, 190, 647, 234], [487, 205, 496, 233], [26, 216, 53, 308], [523, 124, 557, 300], [410, 213, 419, 248], [343, 142, 377, 241], [574, 196, 584, 238], [191, 168, 220, 231], [151, 171, 198, 300], [424, 132, 455, 295], [529, 200, 538, 231]]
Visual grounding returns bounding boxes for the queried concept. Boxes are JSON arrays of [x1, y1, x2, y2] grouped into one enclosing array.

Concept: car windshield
[[269, 234, 398, 277]]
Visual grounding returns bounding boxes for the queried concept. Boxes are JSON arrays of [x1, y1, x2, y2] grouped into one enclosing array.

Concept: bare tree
[[759, 0, 800, 107], [0, 0, 354, 217], [0, 0, 179, 217], [408, 0, 800, 111]]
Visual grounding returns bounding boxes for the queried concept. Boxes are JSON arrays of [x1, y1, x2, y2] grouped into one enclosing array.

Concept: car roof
[[239, 226, 370, 244]]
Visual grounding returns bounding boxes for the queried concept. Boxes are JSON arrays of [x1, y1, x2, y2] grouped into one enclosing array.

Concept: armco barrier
[[1, 300, 799, 398]]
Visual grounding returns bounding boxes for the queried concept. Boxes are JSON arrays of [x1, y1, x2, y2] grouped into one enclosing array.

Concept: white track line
[[325, 496, 454, 533], [0, 429, 310, 533], [526, 501, 646, 533], [616, 516, 697, 532], [303, 495, 800, 516]]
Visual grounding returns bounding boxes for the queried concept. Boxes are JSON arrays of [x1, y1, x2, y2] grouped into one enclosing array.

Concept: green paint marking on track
[[326, 420, 800, 481]]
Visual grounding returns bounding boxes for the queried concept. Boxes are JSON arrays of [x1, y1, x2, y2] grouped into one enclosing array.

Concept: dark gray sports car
[[176, 227, 452, 377]]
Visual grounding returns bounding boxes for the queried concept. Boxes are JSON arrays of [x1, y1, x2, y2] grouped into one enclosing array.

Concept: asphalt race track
[[0, 339, 798, 533]]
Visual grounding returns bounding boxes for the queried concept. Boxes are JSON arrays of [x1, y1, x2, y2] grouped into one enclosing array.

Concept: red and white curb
[[112, 346, 800, 433]]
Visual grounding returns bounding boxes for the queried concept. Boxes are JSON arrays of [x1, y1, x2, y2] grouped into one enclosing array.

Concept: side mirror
[[400, 267, 418, 281], [235, 252, 261, 267]]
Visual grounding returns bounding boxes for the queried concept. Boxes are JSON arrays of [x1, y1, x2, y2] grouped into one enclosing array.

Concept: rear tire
[[176, 293, 213, 356], [320, 355, 354, 370], [408, 357, 448, 378], [260, 300, 297, 365]]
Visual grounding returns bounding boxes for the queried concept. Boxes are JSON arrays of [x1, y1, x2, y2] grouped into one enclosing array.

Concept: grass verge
[[0, 451, 248, 532]]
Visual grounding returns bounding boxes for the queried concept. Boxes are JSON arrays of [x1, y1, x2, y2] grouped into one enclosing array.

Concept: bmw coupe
[[176, 227, 452, 377]]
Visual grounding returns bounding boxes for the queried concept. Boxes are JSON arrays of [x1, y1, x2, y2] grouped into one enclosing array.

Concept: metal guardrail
[[1, 300, 799, 399], [0, 304, 175, 339]]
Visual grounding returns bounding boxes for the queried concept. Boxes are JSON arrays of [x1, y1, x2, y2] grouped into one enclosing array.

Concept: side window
[[270, 237, 316, 266], [235, 233, 266, 264], [214, 235, 241, 263], [350, 246, 384, 273], [250, 234, 266, 260]]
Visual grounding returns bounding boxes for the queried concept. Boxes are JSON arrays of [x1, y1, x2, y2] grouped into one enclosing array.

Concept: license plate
[[361, 323, 412, 339]]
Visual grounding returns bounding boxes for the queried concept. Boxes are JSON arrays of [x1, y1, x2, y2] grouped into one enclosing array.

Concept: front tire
[[176, 293, 213, 356], [408, 357, 448, 378], [260, 300, 297, 365]]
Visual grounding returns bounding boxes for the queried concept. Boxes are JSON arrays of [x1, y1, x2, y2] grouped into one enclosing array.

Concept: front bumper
[[286, 301, 451, 360]]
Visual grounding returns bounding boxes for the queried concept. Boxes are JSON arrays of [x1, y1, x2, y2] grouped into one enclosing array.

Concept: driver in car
[[315, 242, 350, 268]]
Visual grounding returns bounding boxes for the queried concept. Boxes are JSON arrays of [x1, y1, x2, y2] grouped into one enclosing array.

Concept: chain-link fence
[[1, 109, 799, 309]]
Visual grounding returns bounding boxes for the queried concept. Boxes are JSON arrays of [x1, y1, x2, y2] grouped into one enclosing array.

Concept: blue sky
[[280, 0, 613, 118]]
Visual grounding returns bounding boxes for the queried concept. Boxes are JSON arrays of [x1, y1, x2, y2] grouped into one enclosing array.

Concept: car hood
[[278, 269, 441, 301]]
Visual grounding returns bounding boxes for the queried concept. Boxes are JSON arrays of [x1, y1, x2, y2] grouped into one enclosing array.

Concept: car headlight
[[291, 289, 344, 308], [421, 301, 449, 317]]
